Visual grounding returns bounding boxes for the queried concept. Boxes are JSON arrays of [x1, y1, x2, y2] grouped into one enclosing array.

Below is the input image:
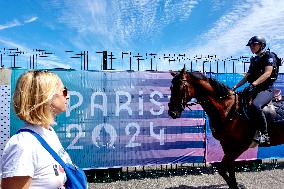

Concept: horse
[[168, 68, 284, 189]]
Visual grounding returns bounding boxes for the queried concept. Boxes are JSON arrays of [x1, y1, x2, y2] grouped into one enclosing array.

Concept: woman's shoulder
[[1, 131, 40, 169], [4, 131, 39, 151]]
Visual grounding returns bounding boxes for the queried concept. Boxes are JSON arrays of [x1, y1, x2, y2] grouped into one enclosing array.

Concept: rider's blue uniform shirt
[[247, 51, 278, 90]]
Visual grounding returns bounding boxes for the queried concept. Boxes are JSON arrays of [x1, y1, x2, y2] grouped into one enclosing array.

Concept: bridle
[[169, 78, 195, 113], [180, 79, 195, 110], [169, 72, 238, 123]]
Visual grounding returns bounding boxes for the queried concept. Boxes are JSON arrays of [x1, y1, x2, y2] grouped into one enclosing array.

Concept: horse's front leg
[[216, 161, 231, 185], [218, 156, 238, 189], [219, 142, 250, 189], [227, 161, 238, 189]]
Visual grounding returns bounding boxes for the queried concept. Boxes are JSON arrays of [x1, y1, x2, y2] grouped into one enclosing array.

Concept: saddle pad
[[263, 100, 284, 124]]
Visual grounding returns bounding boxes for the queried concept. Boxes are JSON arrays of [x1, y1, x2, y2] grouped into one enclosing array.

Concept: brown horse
[[168, 69, 284, 189]]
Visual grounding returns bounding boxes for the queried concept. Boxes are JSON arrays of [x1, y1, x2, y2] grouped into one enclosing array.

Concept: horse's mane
[[189, 71, 230, 97], [209, 77, 231, 97]]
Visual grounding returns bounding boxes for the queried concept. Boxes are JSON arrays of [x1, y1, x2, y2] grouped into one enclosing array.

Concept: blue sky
[[1, 0, 284, 72]]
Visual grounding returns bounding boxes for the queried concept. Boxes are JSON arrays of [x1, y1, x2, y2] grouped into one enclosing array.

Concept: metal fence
[[0, 48, 254, 73]]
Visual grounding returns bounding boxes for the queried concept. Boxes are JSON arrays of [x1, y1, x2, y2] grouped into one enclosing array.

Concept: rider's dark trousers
[[251, 88, 274, 133]]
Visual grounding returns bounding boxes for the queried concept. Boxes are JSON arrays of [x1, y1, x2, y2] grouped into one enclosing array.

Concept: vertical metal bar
[[110, 52, 113, 70], [29, 56, 32, 69], [13, 55, 16, 67], [83, 51, 86, 70], [80, 51, 83, 70], [129, 52, 132, 71], [103, 51, 107, 70], [36, 54, 37, 69], [86, 51, 89, 70], [32, 55, 35, 69], [217, 61, 219, 74]]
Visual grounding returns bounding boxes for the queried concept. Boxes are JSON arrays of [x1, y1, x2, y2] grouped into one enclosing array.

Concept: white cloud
[[37, 55, 71, 69], [24, 16, 38, 23], [0, 20, 21, 30], [0, 16, 38, 31], [185, 0, 284, 59], [0, 38, 70, 69], [155, 0, 284, 72], [210, 0, 227, 12], [53, 0, 200, 51], [3, 0, 283, 72], [0, 38, 30, 52]]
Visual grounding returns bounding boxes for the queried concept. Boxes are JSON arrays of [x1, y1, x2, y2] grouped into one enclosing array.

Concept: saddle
[[240, 89, 284, 126]]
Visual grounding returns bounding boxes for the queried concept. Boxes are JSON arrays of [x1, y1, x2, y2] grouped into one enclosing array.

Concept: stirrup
[[274, 89, 282, 101]]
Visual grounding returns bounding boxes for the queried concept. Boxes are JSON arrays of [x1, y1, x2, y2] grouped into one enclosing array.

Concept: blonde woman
[[1, 70, 72, 189]]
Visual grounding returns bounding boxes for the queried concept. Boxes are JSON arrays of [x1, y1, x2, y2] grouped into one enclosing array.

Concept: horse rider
[[232, 36, 279, 145]]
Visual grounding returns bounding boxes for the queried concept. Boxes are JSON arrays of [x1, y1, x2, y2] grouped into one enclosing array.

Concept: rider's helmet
[[246, 36, 266, 50]]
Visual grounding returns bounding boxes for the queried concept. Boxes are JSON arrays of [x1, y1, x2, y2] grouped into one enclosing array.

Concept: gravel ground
[[88, 164, 284, 189], [1, 163, 283, 189]]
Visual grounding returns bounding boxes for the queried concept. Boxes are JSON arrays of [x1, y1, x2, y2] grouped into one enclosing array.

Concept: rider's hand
[[232, 86, 237, 91]]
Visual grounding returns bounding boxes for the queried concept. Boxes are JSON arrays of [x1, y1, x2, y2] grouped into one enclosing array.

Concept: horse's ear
[[170, 71, 177, 77], [181, 68, 187, 80], [181, 67, 187, 75], [182, 64, 186, 71]]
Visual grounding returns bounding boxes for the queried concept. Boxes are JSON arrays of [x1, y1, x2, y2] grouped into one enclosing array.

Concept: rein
[[180, 79, 236, 110], [181, 78, 239, 124]]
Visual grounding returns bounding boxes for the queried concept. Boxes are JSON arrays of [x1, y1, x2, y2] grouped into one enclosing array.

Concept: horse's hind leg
[[216, 162, 231, 185]]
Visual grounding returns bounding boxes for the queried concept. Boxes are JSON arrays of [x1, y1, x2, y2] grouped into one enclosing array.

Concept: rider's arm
[[251, 66, 273, 86], [1, 176, 32, 189], [233, 73, 250, 90]]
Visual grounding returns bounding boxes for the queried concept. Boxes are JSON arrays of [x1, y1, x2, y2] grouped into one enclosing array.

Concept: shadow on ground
[[165, 183, 246, 189]]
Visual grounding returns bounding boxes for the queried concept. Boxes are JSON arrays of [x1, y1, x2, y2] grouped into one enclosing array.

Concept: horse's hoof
[[229, 186, 239, 189], [229, 182, 240, 189]]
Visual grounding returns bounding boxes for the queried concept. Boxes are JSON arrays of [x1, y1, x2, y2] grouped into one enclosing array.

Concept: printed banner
[[6, 69, 284, 168], [10, 69, 205, 168]]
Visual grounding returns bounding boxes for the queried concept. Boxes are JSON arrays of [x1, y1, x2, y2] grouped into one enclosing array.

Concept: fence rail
[[0, 48, 254, 73]]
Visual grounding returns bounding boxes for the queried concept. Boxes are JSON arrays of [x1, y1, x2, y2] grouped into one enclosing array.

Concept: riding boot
[[255, 110, 270, 144]]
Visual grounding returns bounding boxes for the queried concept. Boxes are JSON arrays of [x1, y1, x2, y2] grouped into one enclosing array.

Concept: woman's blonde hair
[[13, 70, 61, 127]]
